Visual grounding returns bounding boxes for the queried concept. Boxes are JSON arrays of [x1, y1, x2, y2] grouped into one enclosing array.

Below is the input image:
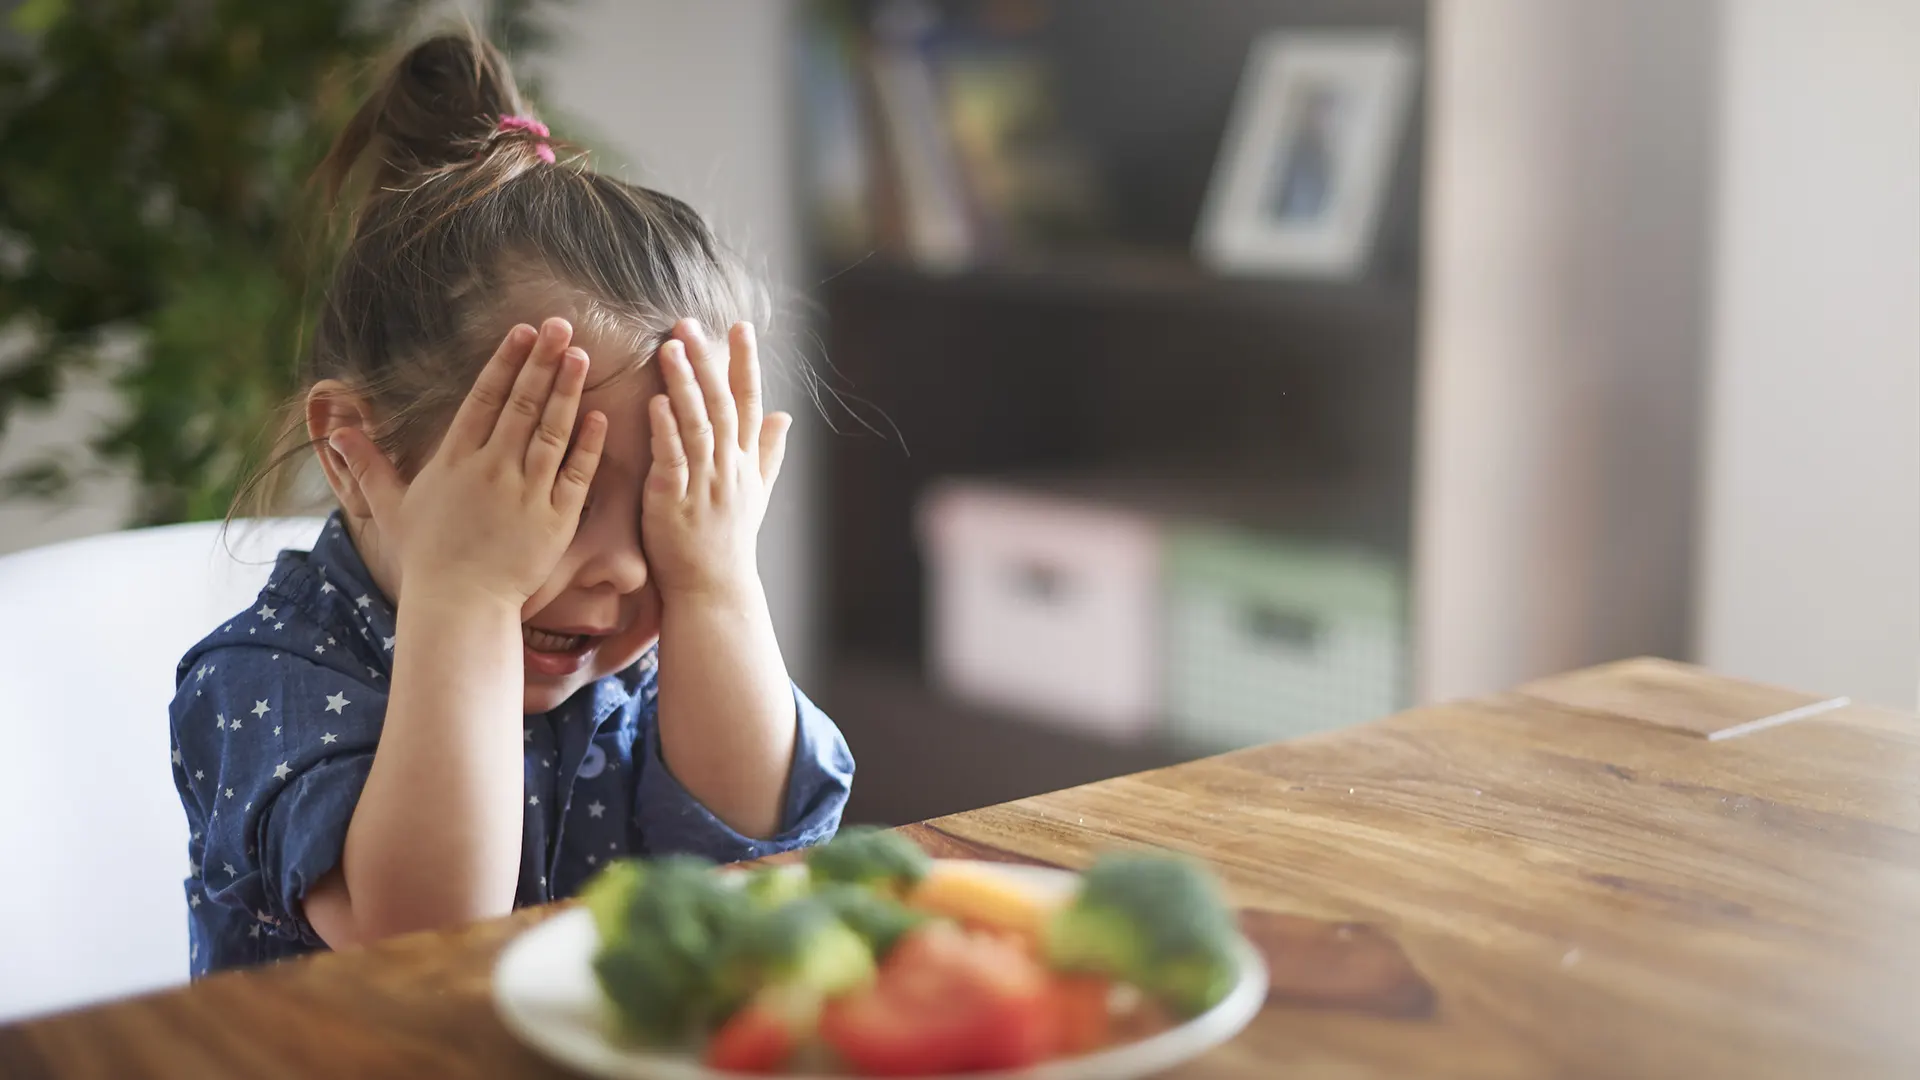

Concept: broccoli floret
[[805, 826, 931, 895], [581, 858, 646, 942], [812, 882, 929, 957], [718, 896, 877, 1010], [741, 864, 812, 910], [586, 855, 754, 1044], [1043, 852, 1241, 1017]]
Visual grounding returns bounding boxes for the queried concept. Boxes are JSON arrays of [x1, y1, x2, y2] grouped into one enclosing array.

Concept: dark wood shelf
[[819, 655, 1196, 827], [812, 252, 1417, 320], [800, 0, 1430, 823]]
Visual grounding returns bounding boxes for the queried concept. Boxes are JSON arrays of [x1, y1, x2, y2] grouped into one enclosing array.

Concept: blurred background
[[1, 0, 1915, 836]]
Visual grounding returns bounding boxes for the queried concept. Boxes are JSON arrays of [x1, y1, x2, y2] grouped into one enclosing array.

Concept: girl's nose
[[578, 537, 649, 596], [571, 511, 650, 597]]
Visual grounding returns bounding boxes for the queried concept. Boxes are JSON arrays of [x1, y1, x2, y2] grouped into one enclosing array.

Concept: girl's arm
[[644, 321, 799, 840], [306, 319, 605, 946], [305, 587, 525, 945]]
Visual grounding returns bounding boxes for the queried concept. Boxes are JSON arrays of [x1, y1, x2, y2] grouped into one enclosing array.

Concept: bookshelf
[[795, 0, 1430, 827]]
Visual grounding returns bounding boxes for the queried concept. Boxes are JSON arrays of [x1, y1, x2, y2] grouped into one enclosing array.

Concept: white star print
[[356, 595, 372, 609], [249, 627, 256, 634], [224, 788, 234, 799], [224, 624, 232, 632], [325, 692, 349, 713], [252, 700, 270, 717], [587, 855, 597, 865], [529, 795, 539, 806], [274, 622, 284, 630], [256, 910, 277, 925], [189, 860, 200, 876], [223, 863, 236, 877], [215, 714, 225, 729], [368, 667, 383, 679], [314, 644, 326, 655], [273, 761, 292, 781], [194, 770, 205, 780], [249, 924, 261, 938], [524, 727, 533, 743], [273, 726, 281, 736], [320, 581, 335, 594], [539, 876, 547, 888], [172, 747, 183, 766], [321, 732, 338, 744], [587, 801, 606, 818], [327, 636, 336, 645], [190, 894, 201, 908], [609, 842, 617, 850], [256, 604, 276, 620], [271, 654, 279, 661], [381, 635, 395, 651], [229, 717, 242, 731], [196, 664, 211, 681], [244, 801, 251, 811]]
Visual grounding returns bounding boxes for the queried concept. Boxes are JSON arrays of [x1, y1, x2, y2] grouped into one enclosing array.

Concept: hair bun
[[319, 31, 531, 201]]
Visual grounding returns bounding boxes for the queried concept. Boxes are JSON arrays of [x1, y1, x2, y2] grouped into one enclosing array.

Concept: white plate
[[492, 861, 1269, 1080]]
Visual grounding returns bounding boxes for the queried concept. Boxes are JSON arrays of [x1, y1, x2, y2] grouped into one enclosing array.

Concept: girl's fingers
[[553, 410, 607, 514], [527, 347, 589, 484], [447, 323, 538, 451], [647, 393, 690, 502], [758, 411, 791, 491], [729, 321, 763, 455], [677, 320, 737, 457], [327, 427, 406, 525], [660, 338, 714, 476], [489, 317, 572, 453]]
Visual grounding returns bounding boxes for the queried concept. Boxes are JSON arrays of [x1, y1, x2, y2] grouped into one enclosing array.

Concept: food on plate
[[741, 863, 813, 910], [577, 830, 1246, 1075], [705, 897, 878, 1072], [583, 854, 751, 1042], [804, 825, 932, 896], [820, 921, 1058, 1075], [907, 859, 1065, 940], [1043, 852, 1241, 1017], [813, 883, 929, 958]]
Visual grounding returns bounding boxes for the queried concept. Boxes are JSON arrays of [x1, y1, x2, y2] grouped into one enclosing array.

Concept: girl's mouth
[[522, 625, 599, 678]]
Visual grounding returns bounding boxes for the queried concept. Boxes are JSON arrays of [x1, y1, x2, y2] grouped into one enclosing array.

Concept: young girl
[[169, 32, 852, 976]]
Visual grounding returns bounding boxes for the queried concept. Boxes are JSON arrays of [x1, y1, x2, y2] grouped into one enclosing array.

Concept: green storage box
[[1164, 527, 1407, 752]]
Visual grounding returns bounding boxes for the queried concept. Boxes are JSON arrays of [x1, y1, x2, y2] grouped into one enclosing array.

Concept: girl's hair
[[238, 29, 764, 512]]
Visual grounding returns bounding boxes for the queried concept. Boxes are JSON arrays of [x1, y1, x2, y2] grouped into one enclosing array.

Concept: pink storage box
[[916, 480, 1162, 739]]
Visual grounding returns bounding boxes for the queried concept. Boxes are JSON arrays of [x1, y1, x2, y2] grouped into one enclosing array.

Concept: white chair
[[0, 516, 327, 1022]]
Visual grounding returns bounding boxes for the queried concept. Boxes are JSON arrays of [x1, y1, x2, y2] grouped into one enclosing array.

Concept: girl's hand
[[643, 319, 790, 602], [329, 317, 607, 610]]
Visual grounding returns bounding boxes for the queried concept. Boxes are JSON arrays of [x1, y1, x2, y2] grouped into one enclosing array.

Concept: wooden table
[[5, 658, 1918, 1079]]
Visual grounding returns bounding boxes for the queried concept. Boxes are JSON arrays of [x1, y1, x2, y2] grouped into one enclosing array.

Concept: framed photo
[[1196, 31, 1417, 278]]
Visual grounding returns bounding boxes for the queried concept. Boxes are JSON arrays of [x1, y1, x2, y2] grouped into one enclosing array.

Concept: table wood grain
[[4, 658, 1917, 1079]]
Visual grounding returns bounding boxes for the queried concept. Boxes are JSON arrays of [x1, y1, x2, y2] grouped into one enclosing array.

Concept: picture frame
[[1195, 31, 1417, 278]]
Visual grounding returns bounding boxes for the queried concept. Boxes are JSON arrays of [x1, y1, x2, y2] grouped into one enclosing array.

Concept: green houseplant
[[0, 0, 560, 525]]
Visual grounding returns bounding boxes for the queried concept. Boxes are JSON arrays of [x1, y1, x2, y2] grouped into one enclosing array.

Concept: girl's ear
[[306, 380, 379, 521]]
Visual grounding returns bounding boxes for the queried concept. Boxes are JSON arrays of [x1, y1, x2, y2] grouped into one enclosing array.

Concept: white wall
[[1416, 0, 1721, 702], [540, 0, 819, 683], [1696, 0, 1920, 708]]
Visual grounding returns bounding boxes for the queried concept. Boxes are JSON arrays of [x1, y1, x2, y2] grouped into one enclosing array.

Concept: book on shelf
[[807, 0, 1107, 271]]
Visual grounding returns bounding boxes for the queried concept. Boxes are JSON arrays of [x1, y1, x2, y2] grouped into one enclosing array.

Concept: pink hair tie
[[497, 114, 555, 164]]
